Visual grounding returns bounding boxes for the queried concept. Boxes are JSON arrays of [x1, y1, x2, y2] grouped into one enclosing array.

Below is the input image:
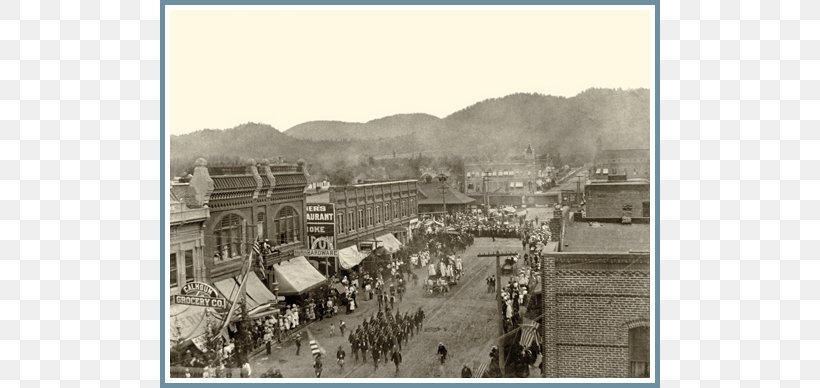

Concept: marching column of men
[[346, 307, 426, 372]]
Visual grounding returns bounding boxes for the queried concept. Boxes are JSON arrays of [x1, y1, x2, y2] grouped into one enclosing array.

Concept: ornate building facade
[[172, 157, 309, 284]]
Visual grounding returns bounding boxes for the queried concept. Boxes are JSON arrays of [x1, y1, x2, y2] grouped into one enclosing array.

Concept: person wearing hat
[[461, 364, 473, 378]]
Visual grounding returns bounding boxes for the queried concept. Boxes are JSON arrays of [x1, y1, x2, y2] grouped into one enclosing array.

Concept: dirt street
[[250, 237, 523, 378]]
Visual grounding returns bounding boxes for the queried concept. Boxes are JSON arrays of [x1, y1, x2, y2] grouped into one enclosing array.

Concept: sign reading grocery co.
[[171, 282, 229, 309]]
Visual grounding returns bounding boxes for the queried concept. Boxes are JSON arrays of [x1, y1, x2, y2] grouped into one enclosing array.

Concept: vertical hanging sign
[[295, 203, 338, 257]]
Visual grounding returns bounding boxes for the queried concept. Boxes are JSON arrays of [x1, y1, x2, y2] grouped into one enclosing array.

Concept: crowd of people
[[173, 207, 563, 379]]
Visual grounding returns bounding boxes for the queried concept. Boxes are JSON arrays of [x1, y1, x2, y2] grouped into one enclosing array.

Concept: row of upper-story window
[[466, 170, 550, 178], [337, 198, 416, 233], [333, 189, 417, 203]]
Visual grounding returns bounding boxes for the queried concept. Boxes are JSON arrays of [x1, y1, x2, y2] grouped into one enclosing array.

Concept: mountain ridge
[[170, 88, 649, 177]]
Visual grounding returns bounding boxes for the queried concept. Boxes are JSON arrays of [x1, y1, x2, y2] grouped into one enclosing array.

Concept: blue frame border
[[159, 1, 661, 386]]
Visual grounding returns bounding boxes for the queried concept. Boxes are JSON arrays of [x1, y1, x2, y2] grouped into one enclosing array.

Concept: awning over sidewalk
[[214, 272, 278, 318], [338, 245, 368, 269], [272, 256, 328, 296], [376, 233, 402, 253]]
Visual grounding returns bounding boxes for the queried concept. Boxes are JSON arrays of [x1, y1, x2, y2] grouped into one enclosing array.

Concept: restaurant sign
[[171, 282, 229, 309], [304, 203, 338, 256]]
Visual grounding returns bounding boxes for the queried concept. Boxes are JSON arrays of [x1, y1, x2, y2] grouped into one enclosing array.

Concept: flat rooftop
[[561, 218, 650, 253]]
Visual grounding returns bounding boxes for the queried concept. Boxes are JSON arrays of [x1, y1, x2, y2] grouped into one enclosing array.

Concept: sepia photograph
[[163, 4, 657, 382]]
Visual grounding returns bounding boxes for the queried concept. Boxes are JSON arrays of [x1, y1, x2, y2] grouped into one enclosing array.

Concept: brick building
[[307, 180, 419, 273], [583, 180, 650, 221], [590, 148, 649, 181], [531, 210, 651, 378], [539, 252, 650, 378], [173, 157, 322, 308]]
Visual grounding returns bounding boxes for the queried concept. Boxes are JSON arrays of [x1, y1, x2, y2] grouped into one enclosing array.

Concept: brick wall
[[542, 254, 651, 378], [557, 345, 628, 378], [585, 184, 650, 219]]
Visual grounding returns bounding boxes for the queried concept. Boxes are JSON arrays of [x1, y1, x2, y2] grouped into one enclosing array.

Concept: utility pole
[[478, 250, 519, 377]]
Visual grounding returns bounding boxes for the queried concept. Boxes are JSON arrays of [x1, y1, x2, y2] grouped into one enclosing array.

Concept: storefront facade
[[308, 180, 418, 274]]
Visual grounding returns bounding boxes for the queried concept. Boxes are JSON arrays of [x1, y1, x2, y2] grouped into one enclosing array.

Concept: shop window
[[170, 253, 178, 287], [628, 326, 650, 377], [215, 214, 244, 262], [642, 201, 650, 217]]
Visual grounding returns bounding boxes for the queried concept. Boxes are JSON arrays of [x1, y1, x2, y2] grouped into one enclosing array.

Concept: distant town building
[[416, 173, 475, 214], [590, 148, 649, 181], [305, 177, 331, 193], [463, 145, 555, 207], [584, 180, 650, 221], [582, 148, 651, 221]]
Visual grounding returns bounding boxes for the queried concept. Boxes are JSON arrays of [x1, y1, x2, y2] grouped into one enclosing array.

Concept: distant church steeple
[[525, 144, 535, 162]]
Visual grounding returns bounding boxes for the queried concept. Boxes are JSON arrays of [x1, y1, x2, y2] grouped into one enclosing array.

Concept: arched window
[[274, 207, 301, 246], [628, 326, 650, 377], [215, 214, 244, 261], [338, 212, 345, 233]]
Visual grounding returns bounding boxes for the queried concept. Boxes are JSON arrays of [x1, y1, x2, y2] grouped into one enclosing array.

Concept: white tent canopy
[[338, 245, 368, 269], [213, 272, 277, 313], [376, 233, 402, 253], [273, 256, 328, 295]]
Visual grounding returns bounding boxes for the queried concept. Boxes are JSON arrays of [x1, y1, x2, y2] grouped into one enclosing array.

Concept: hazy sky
[[166, 6, 653, 135]]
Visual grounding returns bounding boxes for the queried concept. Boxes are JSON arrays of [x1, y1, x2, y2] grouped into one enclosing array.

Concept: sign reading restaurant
[[171, 282, 229, 309], [304, 203, 338, 257]]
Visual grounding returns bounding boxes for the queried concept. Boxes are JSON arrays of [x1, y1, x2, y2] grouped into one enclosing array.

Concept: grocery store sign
[[171, 282, 229, 309]]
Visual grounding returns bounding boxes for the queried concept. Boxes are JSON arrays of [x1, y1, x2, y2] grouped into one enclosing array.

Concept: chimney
[[189, 158, 214, 207]]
